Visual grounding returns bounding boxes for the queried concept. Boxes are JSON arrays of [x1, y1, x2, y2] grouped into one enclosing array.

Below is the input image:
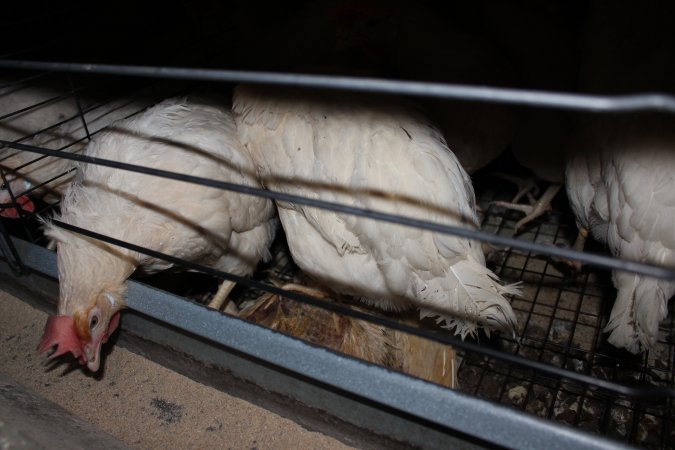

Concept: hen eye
[[90, 315, 99, 329], [0, 183, 6, 190]]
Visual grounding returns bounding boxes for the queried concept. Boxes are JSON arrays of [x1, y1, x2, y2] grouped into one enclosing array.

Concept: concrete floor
[[0, 290, 356, 450]]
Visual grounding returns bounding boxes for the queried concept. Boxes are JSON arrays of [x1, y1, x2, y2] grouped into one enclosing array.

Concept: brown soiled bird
[[239, 282, 458, 388]]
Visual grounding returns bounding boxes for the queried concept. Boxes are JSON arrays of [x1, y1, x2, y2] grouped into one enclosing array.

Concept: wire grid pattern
[[1, 68, 675, 448], [1, 73, 675, 448], [462, 174, 675, 449], [0, 73, 188, 239], [225, 171, 675, 449]]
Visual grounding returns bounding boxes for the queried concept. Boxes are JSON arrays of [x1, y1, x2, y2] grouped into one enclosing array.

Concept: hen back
[[46, 95, 277, 314], [234, 85, 518, 338]]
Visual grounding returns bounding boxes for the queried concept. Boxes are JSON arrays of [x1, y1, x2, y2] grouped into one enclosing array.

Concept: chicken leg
[[492, 183, 561, 233], [567, 226, 588, 272], [208, 280, 237, 311]]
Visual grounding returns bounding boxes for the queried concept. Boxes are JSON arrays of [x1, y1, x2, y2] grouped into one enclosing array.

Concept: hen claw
[[208, 280, 237, 311], [491, 184, 561, 233], [565, 227, 589, 272]]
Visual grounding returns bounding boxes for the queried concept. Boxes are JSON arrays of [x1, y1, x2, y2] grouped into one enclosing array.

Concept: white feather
[[566, 116, 675, 353], [44, 95, 277, 316], [233, 84, 519, 337], [0, 82, 160, 205]]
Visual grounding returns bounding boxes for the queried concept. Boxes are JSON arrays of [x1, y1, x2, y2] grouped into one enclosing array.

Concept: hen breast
[[233, 85, 518, 337]]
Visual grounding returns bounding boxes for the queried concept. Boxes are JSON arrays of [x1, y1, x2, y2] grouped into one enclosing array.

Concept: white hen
[[565, 1, 675, 353], [38, 95, 277, 371], [233, 85, 519, 338], [0, 77, 81, 143], [0, 78, 80, 217], [0, 84, 160, 217], [566, 116, 675, 353]]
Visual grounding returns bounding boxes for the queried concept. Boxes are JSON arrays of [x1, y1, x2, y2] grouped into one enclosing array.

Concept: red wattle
[[37, 315, 85, 361]]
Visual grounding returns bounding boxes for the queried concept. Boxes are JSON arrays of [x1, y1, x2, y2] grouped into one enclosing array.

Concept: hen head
[[37, 292, 122, 372], [0, 176, 35, 218]]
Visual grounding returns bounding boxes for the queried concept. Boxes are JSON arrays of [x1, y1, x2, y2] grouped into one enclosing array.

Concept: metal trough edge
[[3, 237, 632, 450]]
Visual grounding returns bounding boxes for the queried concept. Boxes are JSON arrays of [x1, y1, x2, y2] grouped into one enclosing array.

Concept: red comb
[[0, 195, 35, 219], [37, 315, 85, 362]]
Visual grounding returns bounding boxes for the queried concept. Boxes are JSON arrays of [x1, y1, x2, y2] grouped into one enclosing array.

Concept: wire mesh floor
[[1, 71, 674, 448], [463, 166, 675, 449], [141, 158, 675, 449]]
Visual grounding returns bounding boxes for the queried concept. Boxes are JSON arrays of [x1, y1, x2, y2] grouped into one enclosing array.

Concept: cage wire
[[4, 3, 675, 448], [468, 171, 675, 448], [1, 64, 675, 448], [2, 25, 675, 448]]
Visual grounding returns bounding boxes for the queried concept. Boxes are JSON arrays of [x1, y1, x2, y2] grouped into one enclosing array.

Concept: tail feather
[[420, 258, 520, 339], [606, 271, 672, 353]]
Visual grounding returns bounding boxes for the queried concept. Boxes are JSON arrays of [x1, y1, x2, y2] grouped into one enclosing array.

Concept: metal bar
[[8, 236, 635, 450], [4, 139, 675, 282], [3, 80, 174, 152], [0, 222, 23, 273], [47, 219, 675, 401], [68, 75, 92, 142], [12, 167, 76, 200], [0, 88, 84, 122], [0, 166, 35, 242], [1, 60, 675, 114]]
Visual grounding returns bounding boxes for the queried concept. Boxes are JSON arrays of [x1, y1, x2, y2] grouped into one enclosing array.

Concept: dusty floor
[[0, 290, 356, 450]]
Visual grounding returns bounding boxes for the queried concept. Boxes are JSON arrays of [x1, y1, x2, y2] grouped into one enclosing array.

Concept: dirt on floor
[[0, 290, 356, 450]]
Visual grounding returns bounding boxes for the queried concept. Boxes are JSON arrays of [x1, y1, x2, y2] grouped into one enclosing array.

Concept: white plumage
[[0, 83, 159, 216], [565, 1, 675, 353], [0, 78, 80, 143], [566, 116, 675, 353], [39, 95, 277, 371], [0, 79, 78, 217], [233, 85, 519, 338]]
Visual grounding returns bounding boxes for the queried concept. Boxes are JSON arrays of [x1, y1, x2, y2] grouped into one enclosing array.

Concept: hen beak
[[82, 311, 121, 372], [84, 342, 102, 372]]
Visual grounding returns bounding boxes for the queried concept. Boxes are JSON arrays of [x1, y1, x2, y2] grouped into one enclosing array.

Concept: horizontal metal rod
[[49, 219, 675, 401], [2, 59, 675, 113], [7, 237, 628, 450], [0, 88, 84, 122], [4, 139, 675, 282]]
